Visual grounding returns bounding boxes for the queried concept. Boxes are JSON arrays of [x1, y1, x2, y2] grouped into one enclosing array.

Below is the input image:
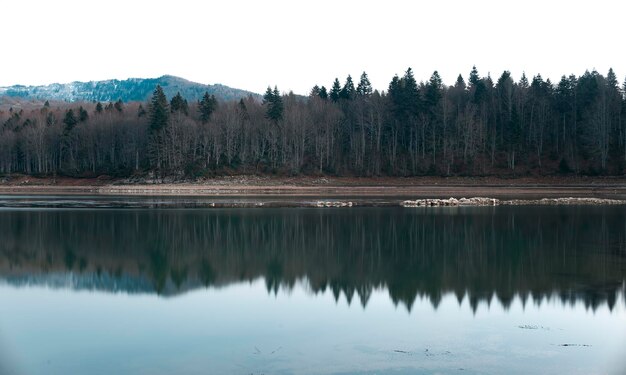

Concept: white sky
[[0, 0, 623, 95]]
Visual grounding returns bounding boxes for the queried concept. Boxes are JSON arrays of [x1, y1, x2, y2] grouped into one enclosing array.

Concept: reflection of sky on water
[[1, 280, 624, 375]]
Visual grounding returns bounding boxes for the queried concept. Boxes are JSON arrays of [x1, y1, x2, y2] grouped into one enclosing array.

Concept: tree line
[[1, 66, 625, 177]]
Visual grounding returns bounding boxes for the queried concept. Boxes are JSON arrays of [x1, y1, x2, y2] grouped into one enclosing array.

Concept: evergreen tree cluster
[[1, 67, 626, 177], [263, 86, 284, 122]]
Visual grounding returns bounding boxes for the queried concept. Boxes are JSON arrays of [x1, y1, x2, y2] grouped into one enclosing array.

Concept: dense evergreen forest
[[1, 66, 625, 177]]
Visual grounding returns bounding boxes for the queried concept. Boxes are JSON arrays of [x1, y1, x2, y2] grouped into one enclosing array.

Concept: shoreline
[[1, 175, 626, 193], [1, 176, 626, 207]]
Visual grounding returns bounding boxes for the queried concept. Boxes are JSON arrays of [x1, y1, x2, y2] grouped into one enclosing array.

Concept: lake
[[0, 200, 625, 374]]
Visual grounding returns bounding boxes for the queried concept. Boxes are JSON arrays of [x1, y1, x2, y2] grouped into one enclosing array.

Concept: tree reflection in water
[[1, 206, 625, 312]]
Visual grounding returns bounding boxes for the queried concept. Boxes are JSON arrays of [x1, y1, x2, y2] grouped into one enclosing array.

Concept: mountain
[[0, 75, 260, 103]]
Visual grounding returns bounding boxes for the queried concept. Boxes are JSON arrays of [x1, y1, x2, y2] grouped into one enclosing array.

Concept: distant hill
[[0, 75, 260, 103]]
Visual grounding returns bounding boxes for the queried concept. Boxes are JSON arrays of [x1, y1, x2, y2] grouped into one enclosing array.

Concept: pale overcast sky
[[0, 0, 623, 95]]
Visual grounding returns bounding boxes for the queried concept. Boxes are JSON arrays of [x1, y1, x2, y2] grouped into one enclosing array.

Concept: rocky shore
[[401, 197, 626, 207]]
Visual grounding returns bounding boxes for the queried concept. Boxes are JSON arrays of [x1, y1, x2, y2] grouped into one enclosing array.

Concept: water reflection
[[1, 206, 625, 312]]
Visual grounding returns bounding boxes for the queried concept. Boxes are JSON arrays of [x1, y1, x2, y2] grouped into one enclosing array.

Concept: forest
[[1, 66, 625, 177]]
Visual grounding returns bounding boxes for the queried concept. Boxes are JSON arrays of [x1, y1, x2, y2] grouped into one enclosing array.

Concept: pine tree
[[263, 86, 284, 122], [339, 75, 355, 100], [496, 71, 514, 119], [496, 70, 512, 88], [455, 74, 466, 91], [170, 92, 189, 115], [485, 73, 494, 90], [556, 75, 573, 111], [78, 106, 89, 122], [63, 109, 78, 134], [238, 98, 249, 121], [310, 85, 321, 98], [272, 86, 284, 120], [329, 78, 341, 102], [469, 65, 486, 103], [497, 71, 517, 163], [263, 86, 273, 102], [95, 102, 103, 114], [402, 67, 420, 117], [425, 71, 443, 108], [469, 65, 481, 86], [607, 68, 619, 92], [356, 71, 372, 97], [318, 86, 328, 100], [388, 75, 402, 117], [149, 85, 169, 132], [606, 68, 622, 160], [147, 85, 169, 173], [199, 92, 217, 123], [519, 72, 529, 89], [114, 99, 124, 113]]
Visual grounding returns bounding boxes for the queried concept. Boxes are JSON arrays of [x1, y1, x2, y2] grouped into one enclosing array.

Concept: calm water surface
[[0, 200, 625, 374]]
